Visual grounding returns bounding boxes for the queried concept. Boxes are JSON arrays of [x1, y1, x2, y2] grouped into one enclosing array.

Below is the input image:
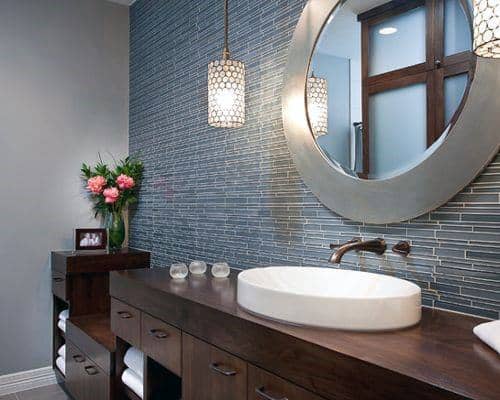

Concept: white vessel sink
[[237, 267, 421, 331]]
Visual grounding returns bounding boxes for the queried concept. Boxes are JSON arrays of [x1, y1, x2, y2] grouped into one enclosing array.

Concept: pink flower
[[103, 187, 120, 204], [116, 174, 135, 190], [87, 176, 107, 194]]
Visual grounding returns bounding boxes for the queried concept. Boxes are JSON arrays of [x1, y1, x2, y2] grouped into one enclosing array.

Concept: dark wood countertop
[[110, 268, 500, 400]]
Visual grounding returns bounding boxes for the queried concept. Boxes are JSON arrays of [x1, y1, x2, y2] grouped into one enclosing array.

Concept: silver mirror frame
[[282, 0, 500, 224]]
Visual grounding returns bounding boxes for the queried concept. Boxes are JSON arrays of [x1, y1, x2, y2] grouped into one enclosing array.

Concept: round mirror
[[307, 0, 475, 180], [282, 0, 500, 223]]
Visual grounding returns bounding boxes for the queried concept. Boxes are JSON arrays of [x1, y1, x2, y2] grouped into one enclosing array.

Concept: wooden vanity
[[110, 268, 500, 400], [51, 249, 150, 400]]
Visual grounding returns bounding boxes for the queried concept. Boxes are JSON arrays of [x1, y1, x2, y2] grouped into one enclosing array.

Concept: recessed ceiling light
[[379, 27, 398, 35]]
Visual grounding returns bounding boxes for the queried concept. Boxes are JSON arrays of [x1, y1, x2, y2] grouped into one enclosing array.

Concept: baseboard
[[0, 366, 57, 396]]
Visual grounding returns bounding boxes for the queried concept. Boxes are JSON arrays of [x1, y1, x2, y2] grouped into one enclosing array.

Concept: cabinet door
[[248, 364, 324, 400], [182, 333, 211, 400], [182, 334, 247, 400], [66, 341, 86, 400]]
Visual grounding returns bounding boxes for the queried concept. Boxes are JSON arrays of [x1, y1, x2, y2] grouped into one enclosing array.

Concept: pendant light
[[208, 0, 245, 128], [473, 0, 500, 58], [307, 72, 328, 138]]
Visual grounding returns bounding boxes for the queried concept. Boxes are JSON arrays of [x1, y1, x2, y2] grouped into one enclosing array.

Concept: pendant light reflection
[[208, 0, 245, 128], [307, 73, 328, 138], [473, 0, 500, 58]]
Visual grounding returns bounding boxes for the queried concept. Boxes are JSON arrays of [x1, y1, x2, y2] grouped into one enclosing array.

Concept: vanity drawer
[[111, 298, 141, 347], [183, 333, 247, 400], [141, 313, 181, 376], [210, 344, 247, 399], [248, 364, 324, 400], [66, 341, 86, 400], [52, 271, 67, 301], [82, 359, 110, 400], [66, 341, 111, 400]]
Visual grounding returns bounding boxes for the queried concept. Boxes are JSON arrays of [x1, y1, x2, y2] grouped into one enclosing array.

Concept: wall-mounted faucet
[[329, 238, 387, 264]]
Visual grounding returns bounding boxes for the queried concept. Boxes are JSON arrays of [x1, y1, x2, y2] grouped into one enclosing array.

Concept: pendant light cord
[[223, 0, 230, 60]]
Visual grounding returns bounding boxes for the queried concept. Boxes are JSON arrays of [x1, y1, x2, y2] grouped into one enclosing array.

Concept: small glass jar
[[189, 260, 207, 275], [170, 262, 188, 279], [211, 262, 230, 278]]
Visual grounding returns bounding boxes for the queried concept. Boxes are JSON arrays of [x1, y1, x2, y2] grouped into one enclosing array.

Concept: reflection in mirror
[[307, 0, 475, 180]]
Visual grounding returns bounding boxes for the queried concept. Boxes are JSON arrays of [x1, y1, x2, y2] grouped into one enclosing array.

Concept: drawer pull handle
[[256, 387, 288, 400], [117, 311, 133, 319], [72, 354, 85, 363], [53, 277, 64, 283], [84, 366, 99, 376], [209, 363, 237, 377], [149, 329, 169, 339]]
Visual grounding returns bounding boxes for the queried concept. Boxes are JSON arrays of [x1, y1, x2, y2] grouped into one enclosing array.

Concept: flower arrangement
[[81, 156, 143, 249]]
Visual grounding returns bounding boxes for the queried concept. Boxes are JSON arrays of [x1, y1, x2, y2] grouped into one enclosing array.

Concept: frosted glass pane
[[369, 7, 426, 76], [444, 73, 468, 126], [444, 0, 472, 56], [369, 84, 427, 178]]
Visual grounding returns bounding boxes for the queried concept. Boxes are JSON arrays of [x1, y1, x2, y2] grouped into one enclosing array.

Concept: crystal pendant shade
[[307, 75, 328, 137], [208, 59, 245, 128], [473, 0, 500, 58]]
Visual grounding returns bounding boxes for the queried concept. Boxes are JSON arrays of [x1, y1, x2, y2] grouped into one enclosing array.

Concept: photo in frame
[[75, 228, 107, 250]]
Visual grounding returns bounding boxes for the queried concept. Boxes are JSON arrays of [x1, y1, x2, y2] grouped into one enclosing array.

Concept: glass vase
[[106, 211, 125, 250]]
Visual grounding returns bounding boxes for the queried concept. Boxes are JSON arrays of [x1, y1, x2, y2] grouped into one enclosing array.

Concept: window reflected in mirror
[[307, 0, 475, 180]]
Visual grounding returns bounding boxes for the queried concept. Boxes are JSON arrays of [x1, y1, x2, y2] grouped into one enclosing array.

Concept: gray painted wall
[[0, 0, 129, 375]]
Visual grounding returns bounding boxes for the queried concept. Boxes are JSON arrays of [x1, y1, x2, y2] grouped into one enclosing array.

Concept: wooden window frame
[[358, 0, 476, 177]]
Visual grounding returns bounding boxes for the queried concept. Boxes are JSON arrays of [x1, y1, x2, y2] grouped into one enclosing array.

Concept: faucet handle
[[392, 241, 411, 256], [329, 238, 361, 249]]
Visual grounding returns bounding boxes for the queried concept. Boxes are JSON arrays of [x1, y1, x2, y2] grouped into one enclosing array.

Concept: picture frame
[[75, 228, 107, 251]]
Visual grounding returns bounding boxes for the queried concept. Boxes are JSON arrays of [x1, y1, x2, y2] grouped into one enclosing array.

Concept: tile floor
[[0, 385, 69, 400]]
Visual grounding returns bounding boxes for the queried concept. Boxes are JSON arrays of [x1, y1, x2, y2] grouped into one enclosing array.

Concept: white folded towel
[[474, 320, 500, 355], [58, 344, 66, 359], [56, 356, 65, 376], [57, 319, 66, 333], [122, 368, 143, 399], [124, 347, 144, 378], [58, 309, 69, 321]]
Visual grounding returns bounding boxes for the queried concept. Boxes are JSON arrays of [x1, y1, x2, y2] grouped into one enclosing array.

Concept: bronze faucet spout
[[329, 238, 387, 264]]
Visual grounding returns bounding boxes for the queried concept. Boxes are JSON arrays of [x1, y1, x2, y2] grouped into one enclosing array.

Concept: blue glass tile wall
[[129, 0, 499, 319]]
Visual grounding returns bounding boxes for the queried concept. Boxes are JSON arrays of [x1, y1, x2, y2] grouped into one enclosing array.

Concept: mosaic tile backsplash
[[129, 0, 500, 319]]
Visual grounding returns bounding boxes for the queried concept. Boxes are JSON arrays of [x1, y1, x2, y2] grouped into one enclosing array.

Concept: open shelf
[[115, 337, 181, 400], [124, 386, 141, 400], [146, 357, 181, 400], [54, 366, 65, 383], [53, 296, 68, 381]]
